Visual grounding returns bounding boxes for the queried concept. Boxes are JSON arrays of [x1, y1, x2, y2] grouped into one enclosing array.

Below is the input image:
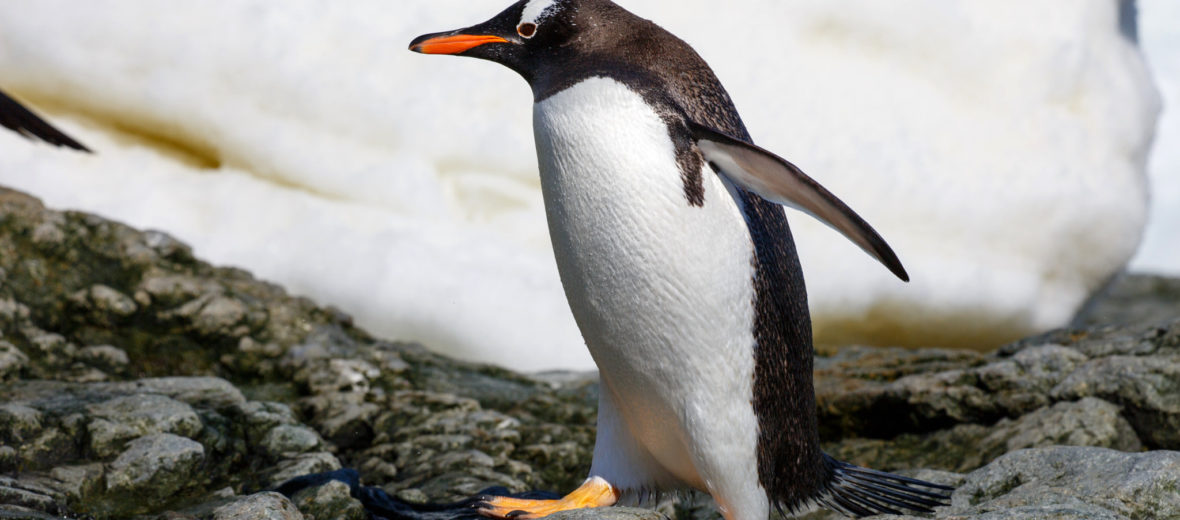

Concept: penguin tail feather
[[796, 455, 954, 518]]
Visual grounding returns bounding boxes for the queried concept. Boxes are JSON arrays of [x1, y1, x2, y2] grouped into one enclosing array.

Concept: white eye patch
[[520, 0, 559, 25]]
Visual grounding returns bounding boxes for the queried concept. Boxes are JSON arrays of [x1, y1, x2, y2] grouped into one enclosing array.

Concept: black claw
[[505, 510, 531, 518]]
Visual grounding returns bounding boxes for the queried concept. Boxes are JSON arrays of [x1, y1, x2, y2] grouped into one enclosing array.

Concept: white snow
[[0, 0, 1167, 371], [1131, 0, 1180, 275]]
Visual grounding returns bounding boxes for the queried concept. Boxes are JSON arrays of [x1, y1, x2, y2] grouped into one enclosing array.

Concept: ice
[[0, 0, 1167, 370]]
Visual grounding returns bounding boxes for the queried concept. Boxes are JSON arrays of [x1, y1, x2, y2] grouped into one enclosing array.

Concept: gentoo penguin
[[410, 1, 952, 518], [0, 88, 90, 152]]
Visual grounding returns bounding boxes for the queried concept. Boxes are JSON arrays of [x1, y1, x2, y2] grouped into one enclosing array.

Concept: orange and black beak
[[408, 4, 530, 77], [409, 33, 508, 55]]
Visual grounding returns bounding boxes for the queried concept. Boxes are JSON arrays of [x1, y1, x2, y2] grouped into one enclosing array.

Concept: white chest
[[531, 77, 760, 487]]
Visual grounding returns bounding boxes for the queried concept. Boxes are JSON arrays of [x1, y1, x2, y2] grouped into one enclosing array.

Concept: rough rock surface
[[212, 492, 304, 520], [1, 186, 1178, 520], [291, 480, 366, 520]]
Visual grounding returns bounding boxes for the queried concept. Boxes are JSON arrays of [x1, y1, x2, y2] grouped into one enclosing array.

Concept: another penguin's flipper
[[806, 456, 953, 517], [475, 476, 619, 519], [690, 123, 907, 282], [0, 88, 91, 152]]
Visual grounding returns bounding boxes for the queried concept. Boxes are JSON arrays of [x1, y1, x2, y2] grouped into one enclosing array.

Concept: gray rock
[[3, 187, 1180, 519], [299, 392, 379, 449], [260, 425, 324, 459], [394, 487, 429, 504], [45, 464, 103, 503], [0, 340, 27, 380], [987, 397, 1142, 454], [0, 403, 43, 444], [546, 507, 666, 520], [827, 397, 1143, 474], [212, 492, 303, 520], [104, 433, 205, 503], [946, 446, 1180, 519], [17, 429, 75, 473], [0, 505, 74, 520], [0, 476, 61, 514], [75, 345, 129, 372], [238, 401, 300, 443], [86, 394, 203, 457], [1051, 355, 1180, 448], [0, 447, 17, 472], [68, 285, 138, 326], [291, 480, 366, 520], [1074, 273, 1180, 329], [264, 452, 343, 489], [124, 376, 248, 411]]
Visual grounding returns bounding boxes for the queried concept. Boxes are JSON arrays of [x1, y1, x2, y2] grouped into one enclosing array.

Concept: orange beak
[[409, 34, 509, 55]]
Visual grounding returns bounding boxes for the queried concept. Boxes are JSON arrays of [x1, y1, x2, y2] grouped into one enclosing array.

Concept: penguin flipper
[[690, 123, 907, 282], [0, 88, 91, 152]]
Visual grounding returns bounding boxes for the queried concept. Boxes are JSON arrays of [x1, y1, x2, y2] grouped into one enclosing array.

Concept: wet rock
[[291, 480, 366, 520], [211, 492, 303, 520]]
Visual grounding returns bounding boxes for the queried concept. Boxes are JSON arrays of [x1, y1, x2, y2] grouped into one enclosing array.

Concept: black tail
[[0, 88, 91, 152], [811, 455, 953, 517]]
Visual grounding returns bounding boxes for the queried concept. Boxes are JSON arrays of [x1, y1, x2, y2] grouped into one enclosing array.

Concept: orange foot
[[476, 476, 620, 519]]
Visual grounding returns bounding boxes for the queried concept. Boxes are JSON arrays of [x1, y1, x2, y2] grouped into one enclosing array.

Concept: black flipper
[[690, 122, 907, 282], [0, 88, 91, 152], [808, 455, 953, 517]]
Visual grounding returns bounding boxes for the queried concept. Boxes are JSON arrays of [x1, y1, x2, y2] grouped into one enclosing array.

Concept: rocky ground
[[0, 186, 1177, 520]]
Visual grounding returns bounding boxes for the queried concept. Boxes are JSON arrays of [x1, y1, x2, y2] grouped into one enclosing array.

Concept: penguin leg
[[476, 476, 620, 519], [478, 387, 675, 519]]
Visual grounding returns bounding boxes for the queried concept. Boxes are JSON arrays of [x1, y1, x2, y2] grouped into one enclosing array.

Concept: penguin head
[[409, 0, 606, 82]]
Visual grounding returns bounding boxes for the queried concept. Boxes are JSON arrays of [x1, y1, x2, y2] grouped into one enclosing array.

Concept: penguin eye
[[517, 22, 537, 39]]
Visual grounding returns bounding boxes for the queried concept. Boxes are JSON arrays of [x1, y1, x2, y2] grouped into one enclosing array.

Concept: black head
[[410, 0, 743, 135], [408, 0, 626, 84]]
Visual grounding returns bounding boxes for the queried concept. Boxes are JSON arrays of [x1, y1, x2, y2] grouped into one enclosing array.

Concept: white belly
[[532, 76, 764, 507]]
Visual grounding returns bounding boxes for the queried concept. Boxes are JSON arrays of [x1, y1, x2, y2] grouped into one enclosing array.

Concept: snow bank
[[1131, 0, 1180, 275], [0, 0, 1162, 370]]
